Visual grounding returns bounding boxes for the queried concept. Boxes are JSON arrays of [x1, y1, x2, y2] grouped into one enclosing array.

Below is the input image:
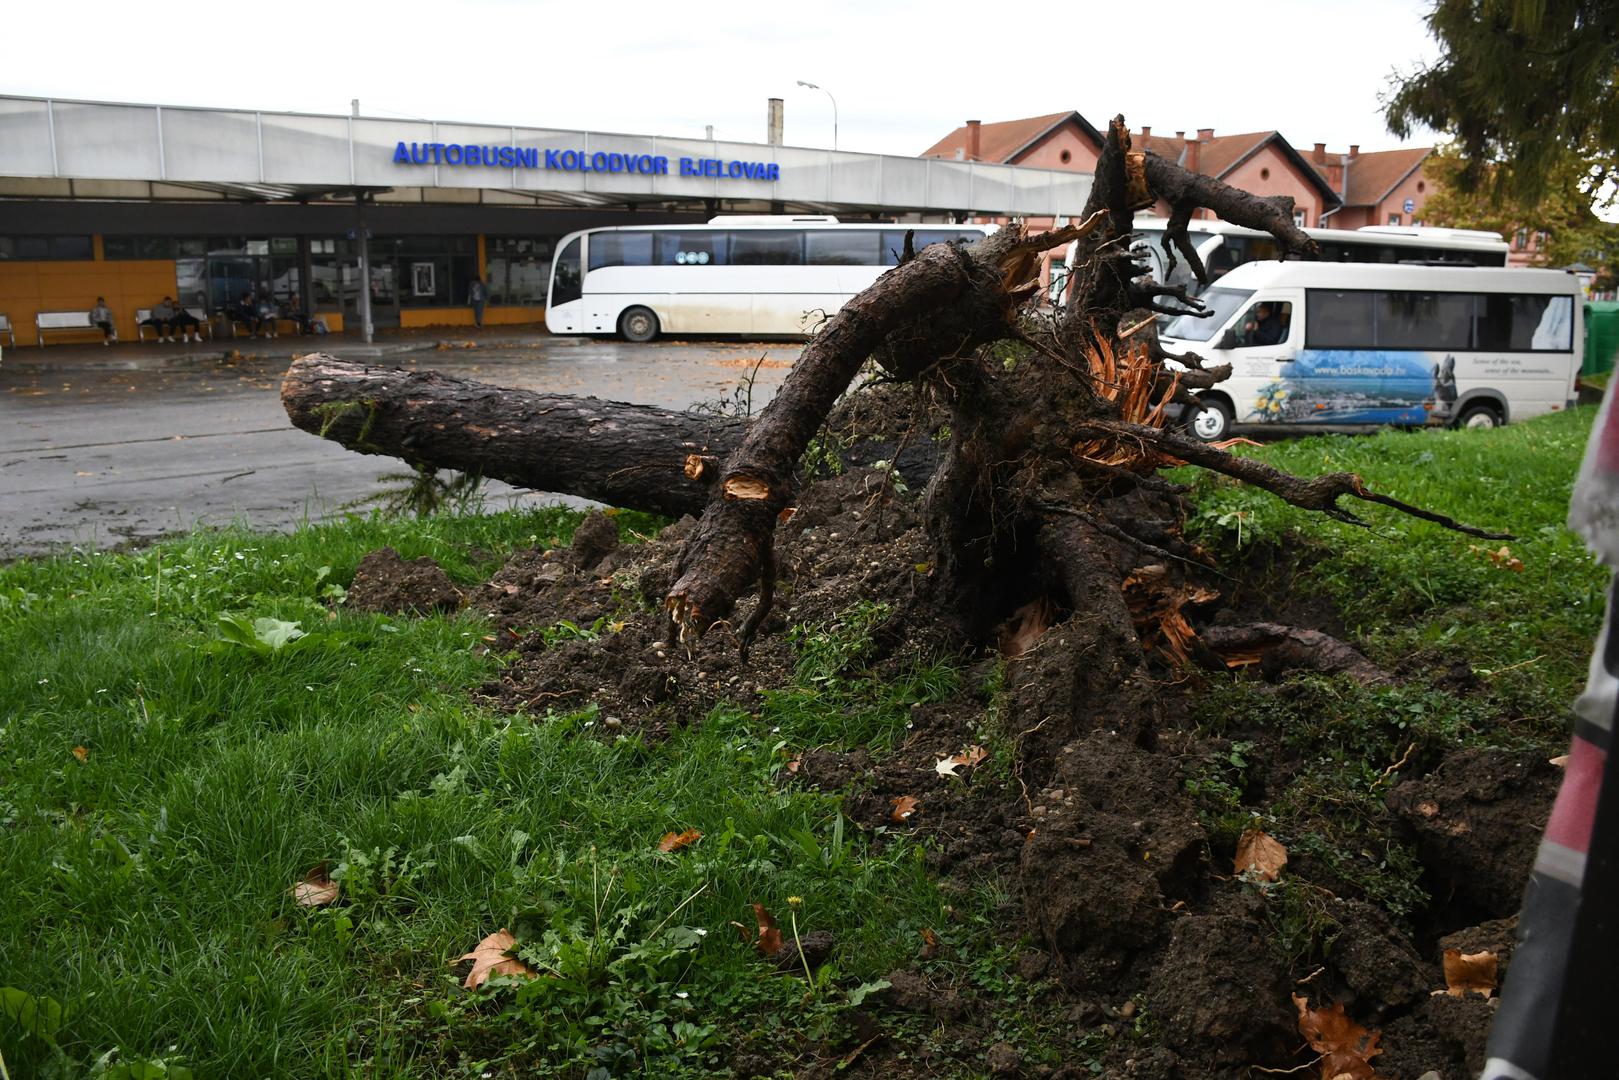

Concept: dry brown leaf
[[752, 903, 783, 957], [934, 745, 989, 777], [891, 795, 920, 823], [1293, 995, 1384, 1080], [1235, 829, 1288, 882], [920, 927, 941, 960], [1550, 754, 1570, 768], [1441, 948, 1498, 998], [457, 929, 537, 990], [785, 755, 802, 774], [657, 828, 703, 854], [289, 866, 340, 908], [71, 745, 89, 763]]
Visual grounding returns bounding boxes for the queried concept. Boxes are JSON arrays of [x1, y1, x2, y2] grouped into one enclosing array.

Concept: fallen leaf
[[71, 745, 89, 763], [785, 755, 802, 774], [1235, 829, 1288, 882], [1293, 995, 1384, 1080], [752, 903, 783, 957], [920, 927, 940, 960], [1550, 754, 1570, 768], [457, 929, 537, 990], [729, 919, 752, 943], [933, 745, 988, 777], [891, 795, 920, 822], [657, 828, 703, 853], [1441, 948, 1498, 998], [777, 506, 797, 524], [289, 866, 340, 907]]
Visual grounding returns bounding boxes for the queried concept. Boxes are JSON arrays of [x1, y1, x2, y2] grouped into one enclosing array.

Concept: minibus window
[[1475, 294, 1574, 351], [1375, 291, 1473, 350], [1162, 287, 1253, 341], [1233, 302, 1292, 347], [1305, 290, 1376, 349]]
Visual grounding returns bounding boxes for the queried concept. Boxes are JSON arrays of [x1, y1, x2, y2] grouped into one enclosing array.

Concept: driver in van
[[1241, 302, 1287, 347]]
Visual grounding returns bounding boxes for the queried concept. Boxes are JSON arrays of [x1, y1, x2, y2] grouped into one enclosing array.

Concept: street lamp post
[[795, 80, 837, 151]]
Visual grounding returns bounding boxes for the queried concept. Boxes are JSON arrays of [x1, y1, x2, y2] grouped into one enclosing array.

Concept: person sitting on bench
[[169, 301, 204, 343], [143, 297, 181, 342], [90, 297, 117, 345], [281, 294, 312, 334]]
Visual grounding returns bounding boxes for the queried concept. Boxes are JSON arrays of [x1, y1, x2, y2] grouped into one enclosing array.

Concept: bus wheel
[[619, 307, 660, 343], [1188, 396, 1233, 442], [1456, 403, 1501, 430]]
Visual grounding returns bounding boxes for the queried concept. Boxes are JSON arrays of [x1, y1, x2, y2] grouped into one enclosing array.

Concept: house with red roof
[[1303, 144, 1434, 229]]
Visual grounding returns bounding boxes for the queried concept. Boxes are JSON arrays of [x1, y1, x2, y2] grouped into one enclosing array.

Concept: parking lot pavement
[[0, 336, 798, 557]]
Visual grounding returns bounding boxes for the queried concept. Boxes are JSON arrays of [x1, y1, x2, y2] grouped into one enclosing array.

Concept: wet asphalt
[[0, 335, 797, 557]]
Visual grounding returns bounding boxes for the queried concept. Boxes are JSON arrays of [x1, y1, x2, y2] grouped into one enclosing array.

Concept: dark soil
[[345, 546, 465, 614], [350, 463, 1558, 1079]]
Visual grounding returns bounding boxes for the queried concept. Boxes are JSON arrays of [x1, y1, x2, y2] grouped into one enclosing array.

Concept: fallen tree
[[281, 118, 1527, 1074]]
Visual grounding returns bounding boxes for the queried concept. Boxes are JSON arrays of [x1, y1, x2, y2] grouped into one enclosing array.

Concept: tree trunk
[[281, 353, 743, 519]]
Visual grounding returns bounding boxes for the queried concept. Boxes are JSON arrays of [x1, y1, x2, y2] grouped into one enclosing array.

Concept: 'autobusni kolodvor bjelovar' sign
[[392, 142, 781, 180]]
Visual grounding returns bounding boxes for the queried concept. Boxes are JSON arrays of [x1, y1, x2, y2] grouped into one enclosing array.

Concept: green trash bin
[[1585, 301, 1619, 377]]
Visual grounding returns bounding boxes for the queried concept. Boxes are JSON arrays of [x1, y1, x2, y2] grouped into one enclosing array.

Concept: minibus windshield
[[1162, 287, 1254, 341]]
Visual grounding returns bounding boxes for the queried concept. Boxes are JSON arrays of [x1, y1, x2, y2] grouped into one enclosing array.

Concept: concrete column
[[355, 193, 373, 344]]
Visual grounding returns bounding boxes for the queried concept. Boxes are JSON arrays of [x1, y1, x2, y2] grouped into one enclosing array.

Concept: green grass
[[0, 510, 999, 1079], [1, 409, 1606, 1077], [1178, 407, 1607, 918]]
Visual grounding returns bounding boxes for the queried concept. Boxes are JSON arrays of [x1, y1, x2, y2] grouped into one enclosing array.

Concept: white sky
[[6, 0, 1443, 157]]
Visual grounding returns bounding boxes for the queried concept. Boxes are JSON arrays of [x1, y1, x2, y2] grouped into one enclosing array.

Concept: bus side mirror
[[1217, 328, 1239, 350]]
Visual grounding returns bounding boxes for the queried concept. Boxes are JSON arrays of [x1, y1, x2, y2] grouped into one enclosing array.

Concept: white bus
[[1157, 262, 1582, 441], [545, 216, 995, 341], [1050, 218, 1510, 305]]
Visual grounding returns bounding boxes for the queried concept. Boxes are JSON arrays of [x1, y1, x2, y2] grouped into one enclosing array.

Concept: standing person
[[143, 297, 179, 342], [467, 277, 487, 328], [89, 296, 117, 345]]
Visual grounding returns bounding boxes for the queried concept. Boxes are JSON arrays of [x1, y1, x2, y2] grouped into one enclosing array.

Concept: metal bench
[[0, 314, 15, 347], [135, 307, 213, 342], [35, 311, 99, 346]]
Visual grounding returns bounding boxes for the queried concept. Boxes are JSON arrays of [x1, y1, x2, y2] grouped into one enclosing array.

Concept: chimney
[[767, 98, 784, 146], [1312, 141, 1327, 164], [1140, 125, 1151, 138], [1349, 144, 1360, 158], [966, 119, 982, 161], [1185, 136, 1200, 173], [1197, 127, 1214, 141], [1174, 130, 1185, 140]]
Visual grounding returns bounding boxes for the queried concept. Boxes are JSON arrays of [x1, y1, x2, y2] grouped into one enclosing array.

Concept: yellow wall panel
[[1, 259, 177, 345], [398, 306, 543, 329]]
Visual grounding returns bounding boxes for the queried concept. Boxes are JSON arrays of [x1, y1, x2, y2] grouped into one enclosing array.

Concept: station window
[[0, 235, 93, 260], [486, 236, 556, 305]]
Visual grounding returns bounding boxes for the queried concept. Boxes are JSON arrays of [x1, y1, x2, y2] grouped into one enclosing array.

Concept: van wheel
[[619, 307, 659, 343], [1456, 403, 1501, 430], [1188, 396, 1233, 442]]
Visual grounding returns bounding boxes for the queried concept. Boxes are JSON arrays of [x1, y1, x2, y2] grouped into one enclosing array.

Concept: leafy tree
[[1385, 0, 1618, 202], [1420, 145, 1619, 281]]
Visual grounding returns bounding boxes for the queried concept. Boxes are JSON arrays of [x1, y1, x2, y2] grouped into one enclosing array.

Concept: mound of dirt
[[345, 547, 463, 614], [349, 461, 1560, 1079]]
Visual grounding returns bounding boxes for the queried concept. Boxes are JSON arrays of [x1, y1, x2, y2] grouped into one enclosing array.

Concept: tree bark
[[281, 353, 742, 519]]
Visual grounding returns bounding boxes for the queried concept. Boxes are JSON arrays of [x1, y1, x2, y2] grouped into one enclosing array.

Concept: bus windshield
[[1162, 287, 1253, 341]]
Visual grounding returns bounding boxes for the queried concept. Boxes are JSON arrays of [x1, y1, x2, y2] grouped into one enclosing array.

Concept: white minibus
[[1158, 262, 1583, 441], [545, 216, 995, 341]]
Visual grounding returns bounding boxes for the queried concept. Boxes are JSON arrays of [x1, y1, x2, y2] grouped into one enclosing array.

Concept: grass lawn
[[1, 406, 1607, 1078]]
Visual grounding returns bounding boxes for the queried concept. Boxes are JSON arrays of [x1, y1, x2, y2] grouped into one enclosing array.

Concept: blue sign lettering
[[389, 142, 777, 181]]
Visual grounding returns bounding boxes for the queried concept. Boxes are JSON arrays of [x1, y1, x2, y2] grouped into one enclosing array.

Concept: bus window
[[879, 229, 976, 266], [657, 230, 727, 266], [1305, 290, 1376, 349], [1475, 294, 1574, 351], [730, 231, 804, 265], [806, 230, 881, 265], [552, 238, 582, 306], [1375, 291, 1473, 350], [587, 231, 655, 271]]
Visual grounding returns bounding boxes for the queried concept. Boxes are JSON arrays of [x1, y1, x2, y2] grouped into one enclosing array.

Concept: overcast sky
[[7, 0, 1443, 156]]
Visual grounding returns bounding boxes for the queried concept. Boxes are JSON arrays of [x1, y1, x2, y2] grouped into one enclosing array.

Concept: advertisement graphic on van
[[1243, 350, 1441, 426]]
